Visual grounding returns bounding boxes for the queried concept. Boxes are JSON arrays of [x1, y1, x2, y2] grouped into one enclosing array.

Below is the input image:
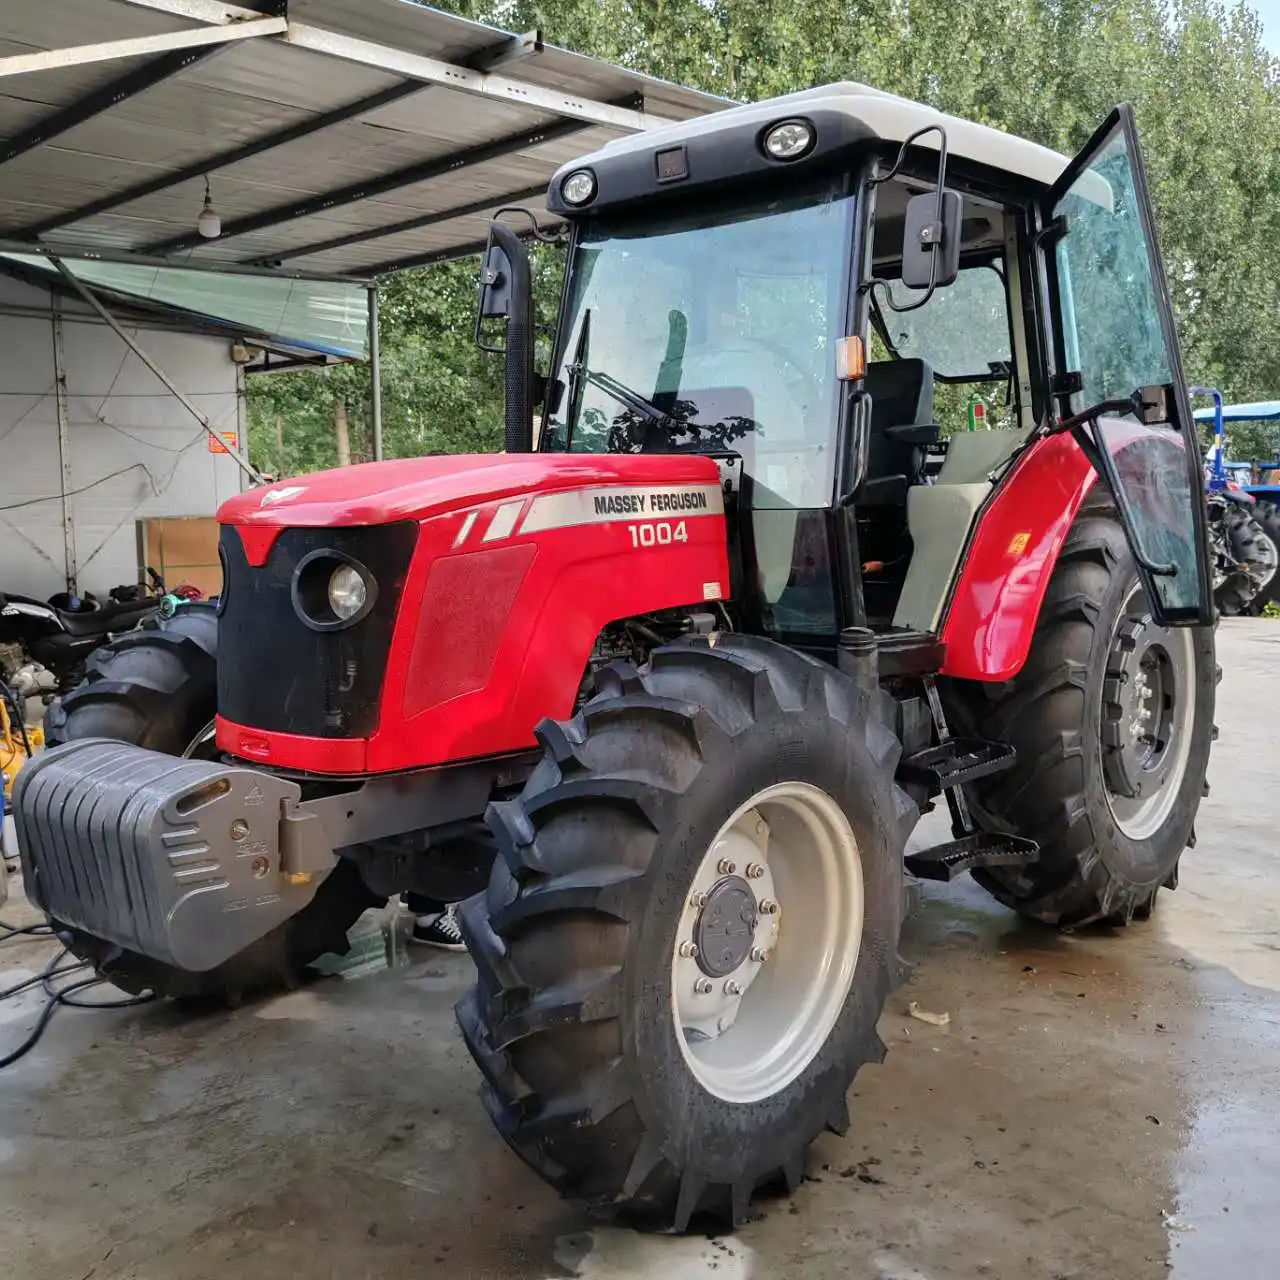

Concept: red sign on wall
[[208, 431, 239, 454]]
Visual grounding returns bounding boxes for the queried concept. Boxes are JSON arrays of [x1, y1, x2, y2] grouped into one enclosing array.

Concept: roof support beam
[[115, 0, 279, 21], [465, 30, 544, 73], [16, 81, 426, 238], [0, 44, 225, 168], [0, 15, 285, 79], [144, 116, 592, 255], [284, 22, 667, 134], [248, 183, 549, 266]]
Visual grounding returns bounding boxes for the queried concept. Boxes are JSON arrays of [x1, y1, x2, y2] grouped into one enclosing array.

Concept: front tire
[[456, 634, 918, 1231], [943, 503, 1215, 927], [44, 607, 382, 1004]]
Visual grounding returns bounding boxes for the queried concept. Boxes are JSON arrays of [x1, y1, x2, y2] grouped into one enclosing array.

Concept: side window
[[871, 262, 1016, 431], [881, 265, 1012, 381]]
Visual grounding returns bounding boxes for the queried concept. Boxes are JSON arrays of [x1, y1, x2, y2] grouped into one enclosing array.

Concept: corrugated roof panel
[[0, 0, 728, 278]]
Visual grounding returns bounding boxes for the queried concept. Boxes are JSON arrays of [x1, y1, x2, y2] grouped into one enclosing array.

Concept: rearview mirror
[[1135, 384, 1174, 426], [475, 241, 514, 353], [901, 189, 962, 291]]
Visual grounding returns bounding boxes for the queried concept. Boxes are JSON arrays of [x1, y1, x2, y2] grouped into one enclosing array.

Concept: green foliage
[[248, 0, 1280, 476]]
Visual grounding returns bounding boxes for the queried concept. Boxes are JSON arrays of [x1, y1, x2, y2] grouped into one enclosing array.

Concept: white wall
[[0, 273, 245, 599]]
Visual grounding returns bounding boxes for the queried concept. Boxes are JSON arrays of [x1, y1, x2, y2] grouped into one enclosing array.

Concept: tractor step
[[904, 833, 1040, 883], [896, 737, 1017, 794]]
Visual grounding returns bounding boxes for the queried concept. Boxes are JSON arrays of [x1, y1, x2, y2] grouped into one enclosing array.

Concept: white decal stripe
[[483, 499, 526, 542], [520, 483, 724, 535], [453, 510, 479, 548]]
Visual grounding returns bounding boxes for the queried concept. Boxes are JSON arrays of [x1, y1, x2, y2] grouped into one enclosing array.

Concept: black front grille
[[217, 522, 418, 738]]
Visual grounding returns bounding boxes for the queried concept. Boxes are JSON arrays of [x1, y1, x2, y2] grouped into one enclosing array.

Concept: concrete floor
[[2, 620, 1279, 1280]]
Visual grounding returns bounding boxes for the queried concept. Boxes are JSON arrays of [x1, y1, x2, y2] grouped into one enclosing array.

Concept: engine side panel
[[367, 478, 728, 771], [938, 431, 1099, 682]]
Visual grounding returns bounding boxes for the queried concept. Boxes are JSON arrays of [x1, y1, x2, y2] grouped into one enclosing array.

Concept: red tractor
[[16, 85, 1214, 1231]]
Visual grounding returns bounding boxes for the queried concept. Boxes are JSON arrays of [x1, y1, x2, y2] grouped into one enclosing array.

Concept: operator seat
[[859, 358, 939, 505]]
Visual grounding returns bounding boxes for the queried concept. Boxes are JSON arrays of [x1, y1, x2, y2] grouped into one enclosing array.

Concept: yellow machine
[[1, 696, 42, 800]]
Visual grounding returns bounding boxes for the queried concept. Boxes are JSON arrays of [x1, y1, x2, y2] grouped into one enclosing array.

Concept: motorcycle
[[0, 567, 203, 700]]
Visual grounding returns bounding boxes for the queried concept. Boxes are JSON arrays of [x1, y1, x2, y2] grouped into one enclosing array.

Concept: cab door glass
[[1047, 108, 1210, 623]]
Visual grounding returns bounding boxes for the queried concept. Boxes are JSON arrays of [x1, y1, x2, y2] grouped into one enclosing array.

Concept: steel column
[[50, 298, 77, 592], [369, 284, 383, 463]]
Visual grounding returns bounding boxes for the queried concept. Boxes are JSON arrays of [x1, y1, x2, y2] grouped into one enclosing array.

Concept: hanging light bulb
[[197, 176, 221, 239]]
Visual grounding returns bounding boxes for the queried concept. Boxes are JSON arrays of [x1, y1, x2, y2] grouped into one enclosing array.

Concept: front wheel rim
[[670, 781, 864, 1104]]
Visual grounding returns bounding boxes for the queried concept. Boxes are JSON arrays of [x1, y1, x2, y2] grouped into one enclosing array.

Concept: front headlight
[[328, 564, 367, 620], [291, 551, 376, 630]]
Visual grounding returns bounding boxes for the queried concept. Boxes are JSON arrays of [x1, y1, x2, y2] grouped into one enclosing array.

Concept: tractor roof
[[572, 82, 1074, 189], [1193, 400, 1280, 423]]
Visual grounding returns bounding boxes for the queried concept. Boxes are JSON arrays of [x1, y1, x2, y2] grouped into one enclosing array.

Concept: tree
[[248, 0, 1280, 472]]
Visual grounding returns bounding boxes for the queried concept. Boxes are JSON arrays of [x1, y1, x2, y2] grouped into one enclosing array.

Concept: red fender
[[938, 430, 1100, 682]]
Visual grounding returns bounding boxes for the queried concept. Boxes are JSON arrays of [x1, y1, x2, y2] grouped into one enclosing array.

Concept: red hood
[[217, 453, 723, 527]]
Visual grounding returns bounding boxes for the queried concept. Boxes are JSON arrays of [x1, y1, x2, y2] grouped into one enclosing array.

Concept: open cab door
[[1042, 105, 1212, 626]]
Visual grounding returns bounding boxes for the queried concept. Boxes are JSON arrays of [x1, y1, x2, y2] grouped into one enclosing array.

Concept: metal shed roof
[[0, 0, 729, 282]]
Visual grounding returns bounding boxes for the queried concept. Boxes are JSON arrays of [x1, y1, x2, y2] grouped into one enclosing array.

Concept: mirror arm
[[1049, 395, 1141, 436], [862, 124, 950, 313], [491, 205, 566, 245]]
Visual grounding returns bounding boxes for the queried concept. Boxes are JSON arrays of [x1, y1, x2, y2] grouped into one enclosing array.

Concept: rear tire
[[1216, 506, 1274, 616], [943, 503, 1215, 928], [44, 606, 382, 1004], [456, 634, 918, 1231], [1245, 499, 1280, 613]]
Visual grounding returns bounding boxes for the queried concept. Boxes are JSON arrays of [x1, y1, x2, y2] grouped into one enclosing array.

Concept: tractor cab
[[480, 83, 1212, 653]]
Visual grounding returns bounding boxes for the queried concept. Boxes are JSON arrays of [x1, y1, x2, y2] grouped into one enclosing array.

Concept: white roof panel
[[577, 82, 1073, 190]]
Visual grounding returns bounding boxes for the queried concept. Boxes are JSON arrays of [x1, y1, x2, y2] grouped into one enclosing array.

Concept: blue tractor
[[1194, 389, 1280, 615]]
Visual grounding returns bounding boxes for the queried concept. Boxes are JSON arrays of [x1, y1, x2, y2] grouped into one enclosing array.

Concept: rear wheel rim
[[670, 781, 863, 1104], [1101, 588, 1195, 840]]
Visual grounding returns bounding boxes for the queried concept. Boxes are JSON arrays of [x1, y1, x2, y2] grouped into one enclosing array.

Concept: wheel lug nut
[[759, 899, 778, 914], [679, 941, 699, 958], [693, 978, 714, 995], [750, 946, 769, 963], [717, 858, 736, 875], [746, 862, 765, 879], [724, 979, 742, 996], [689, 891, 708, 909]]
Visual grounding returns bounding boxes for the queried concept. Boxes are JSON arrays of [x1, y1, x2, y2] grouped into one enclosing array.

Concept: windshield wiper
[[585, 369, 674, 429]]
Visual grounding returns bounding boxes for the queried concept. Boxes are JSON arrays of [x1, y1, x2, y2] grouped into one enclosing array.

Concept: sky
[[1254, 0, 1280, 51]]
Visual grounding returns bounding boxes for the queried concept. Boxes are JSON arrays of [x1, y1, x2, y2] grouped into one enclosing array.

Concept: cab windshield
[[542, 182, 856, 511]]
